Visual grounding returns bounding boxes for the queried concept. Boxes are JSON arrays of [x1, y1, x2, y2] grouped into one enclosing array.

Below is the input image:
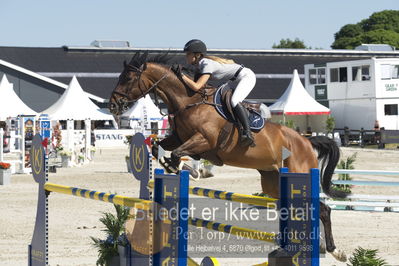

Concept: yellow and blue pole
[[44, 183, 153, 210]]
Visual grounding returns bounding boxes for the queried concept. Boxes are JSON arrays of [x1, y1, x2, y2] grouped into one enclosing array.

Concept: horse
[[109, 52, 348, 262]]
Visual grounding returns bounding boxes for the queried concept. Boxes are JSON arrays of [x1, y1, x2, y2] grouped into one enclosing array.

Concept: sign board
[[29, 134, 48, 266], [381, 130, 399, 144], [153, 169, 189, 266], [279, 168, 320, 266]]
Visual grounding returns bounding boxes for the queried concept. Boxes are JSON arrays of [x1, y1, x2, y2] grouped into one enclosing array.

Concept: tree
[[332, 10, 399, 49], [273, 38, 309, 49]]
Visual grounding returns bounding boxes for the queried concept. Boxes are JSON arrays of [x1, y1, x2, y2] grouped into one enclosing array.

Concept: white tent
[[0, 75, 37, 120], [269, 69, 330, 132], [121, 95, 166, 130], [42, 76, 114, 121]]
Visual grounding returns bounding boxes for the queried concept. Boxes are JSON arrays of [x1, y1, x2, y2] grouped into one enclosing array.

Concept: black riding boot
[[233, 103, 255, 147]]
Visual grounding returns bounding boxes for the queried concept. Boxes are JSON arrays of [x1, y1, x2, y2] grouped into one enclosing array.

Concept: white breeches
[[231, 67, 257, 107]]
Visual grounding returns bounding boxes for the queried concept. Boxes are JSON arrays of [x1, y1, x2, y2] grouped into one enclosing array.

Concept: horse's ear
[[123, 60, 127, 68], [129, 52, 140, 65], [139, 51, 149, 64], [140, 62, 147, 71]]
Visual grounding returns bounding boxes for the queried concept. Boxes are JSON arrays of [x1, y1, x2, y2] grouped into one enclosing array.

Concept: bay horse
[[109, 52, 347, 262]]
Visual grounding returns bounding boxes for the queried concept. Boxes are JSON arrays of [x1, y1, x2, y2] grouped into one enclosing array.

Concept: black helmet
[[183, 39, 207, 54]]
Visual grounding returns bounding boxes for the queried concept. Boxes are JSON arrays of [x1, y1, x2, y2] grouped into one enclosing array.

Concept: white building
[[304, 58, 399, 130]]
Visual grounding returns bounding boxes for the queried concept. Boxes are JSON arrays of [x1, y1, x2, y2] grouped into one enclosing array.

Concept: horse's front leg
[[152, 134, 181, 158], [170, 133, 212, 177], [172, 133, 212, 159], [153, 133, 203, 179], [151, 134, 182, 174]]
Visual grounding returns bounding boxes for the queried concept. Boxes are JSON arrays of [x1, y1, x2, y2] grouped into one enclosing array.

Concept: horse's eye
[[119, 75, 132, 84]]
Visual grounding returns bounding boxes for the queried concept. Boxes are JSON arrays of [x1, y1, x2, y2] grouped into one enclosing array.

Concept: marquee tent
[[0, 75, 37, 120], [120, 95, 166, 131], [269, 69, 330, 132], [42, 76, 114, 121]]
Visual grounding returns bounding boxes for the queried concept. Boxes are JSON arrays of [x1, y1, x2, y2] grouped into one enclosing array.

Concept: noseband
[[111, 64, 169, 113]]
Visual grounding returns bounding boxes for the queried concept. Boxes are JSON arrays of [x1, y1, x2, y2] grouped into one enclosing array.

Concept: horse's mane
[[128, 51, 172, 69], [126, 51, 201, 80]]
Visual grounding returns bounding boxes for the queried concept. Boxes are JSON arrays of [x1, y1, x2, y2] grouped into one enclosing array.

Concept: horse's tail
[[309, 136, 349, 199]]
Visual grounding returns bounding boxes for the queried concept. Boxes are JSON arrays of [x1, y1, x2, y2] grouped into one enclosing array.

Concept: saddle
[[214, 83, 265, 131]]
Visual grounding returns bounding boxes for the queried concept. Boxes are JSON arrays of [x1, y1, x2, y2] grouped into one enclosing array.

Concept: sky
[[0, 0, 398, 50]]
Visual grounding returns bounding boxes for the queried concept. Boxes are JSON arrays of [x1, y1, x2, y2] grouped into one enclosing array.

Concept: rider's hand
[[171, 64, 183, 79]]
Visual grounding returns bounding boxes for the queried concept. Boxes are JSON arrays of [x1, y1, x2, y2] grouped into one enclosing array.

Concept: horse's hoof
[[160, 157, 178, 173], [180, 162, 201, 180], [189, 171, 200, 181], [199, 168, 214, 179], [319, 243, 326, 254], [330, 249, 347, 262]]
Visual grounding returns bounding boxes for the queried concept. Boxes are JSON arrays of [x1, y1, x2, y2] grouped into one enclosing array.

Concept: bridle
[[110, 64, 169, 114], [110, 63, 218, 117]]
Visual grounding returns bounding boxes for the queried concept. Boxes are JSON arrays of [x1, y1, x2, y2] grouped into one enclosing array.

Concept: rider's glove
[[171, 64, 183, 79]]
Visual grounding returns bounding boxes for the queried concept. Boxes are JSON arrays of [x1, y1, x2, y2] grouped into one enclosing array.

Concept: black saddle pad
[[214, 84, 265, 131]]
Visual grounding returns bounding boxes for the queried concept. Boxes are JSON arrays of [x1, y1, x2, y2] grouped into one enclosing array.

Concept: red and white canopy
[[269, 69, 330, 115]]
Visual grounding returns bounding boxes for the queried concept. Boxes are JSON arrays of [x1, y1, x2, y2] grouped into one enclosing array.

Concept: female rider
[[178, 39, 257, 147]]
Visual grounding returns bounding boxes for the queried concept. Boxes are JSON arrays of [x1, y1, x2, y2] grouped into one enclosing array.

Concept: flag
[[41, 138, 49, 148], [144, 136, 151, 147], [158, 145, 165, 161]]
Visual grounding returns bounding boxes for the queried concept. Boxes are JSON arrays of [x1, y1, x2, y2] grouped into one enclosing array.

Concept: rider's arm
[[182, 74, 210, 92]]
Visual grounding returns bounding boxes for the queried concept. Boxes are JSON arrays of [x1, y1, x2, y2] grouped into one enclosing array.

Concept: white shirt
[[198, 58, 242, 82]]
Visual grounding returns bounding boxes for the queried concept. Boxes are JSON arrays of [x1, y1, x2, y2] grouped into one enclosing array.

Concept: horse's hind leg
[[258, 170, 279, 199], [320, 201, 347, 262]]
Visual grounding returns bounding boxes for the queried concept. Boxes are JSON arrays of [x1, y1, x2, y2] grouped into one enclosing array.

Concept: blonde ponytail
[[205, 55, 235, 64]]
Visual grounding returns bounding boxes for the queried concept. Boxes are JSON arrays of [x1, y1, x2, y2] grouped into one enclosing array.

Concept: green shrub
[[91, 204, 130, 266], [348, 247, 387, 266], [334, 152, 357, 195]]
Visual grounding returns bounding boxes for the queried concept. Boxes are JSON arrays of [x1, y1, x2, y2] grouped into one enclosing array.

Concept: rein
[[169, 87, 221, 118]]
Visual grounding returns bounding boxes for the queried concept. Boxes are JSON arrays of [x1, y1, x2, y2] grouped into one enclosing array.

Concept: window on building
[[151, 122, 158, 134], [318, 68, 326, 84], [339, 67, 347, 82], [309, 69, 317, 84], [330, 67, 347, 82], [381, 64, 391, 80], [392, 65, 399, 79], [385, 104, 398, 116], [352, 65, 370, 81], [309, 68, 326, 85], [330, 68, 338, 82]]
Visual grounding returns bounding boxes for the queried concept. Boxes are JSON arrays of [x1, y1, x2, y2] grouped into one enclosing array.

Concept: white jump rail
[[325, 200, 399, 208], [321, 193, 399, 201], [332, 180, 399, 186], [321, 193, 399, 208], [334, 169, 399, 176]]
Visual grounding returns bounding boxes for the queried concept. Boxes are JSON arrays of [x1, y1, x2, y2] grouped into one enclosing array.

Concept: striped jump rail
[[148, 180, 278, 209], [44, 183, 153, 210], [189, 217, 276, 244]]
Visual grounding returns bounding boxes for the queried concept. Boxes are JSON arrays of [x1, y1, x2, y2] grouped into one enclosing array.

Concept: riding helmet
[[183, 39, 207, 54]]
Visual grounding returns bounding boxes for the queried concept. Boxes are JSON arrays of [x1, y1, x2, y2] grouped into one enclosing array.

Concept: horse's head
[[109, 51, 194, 116], [109, 52, 153, 115]]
